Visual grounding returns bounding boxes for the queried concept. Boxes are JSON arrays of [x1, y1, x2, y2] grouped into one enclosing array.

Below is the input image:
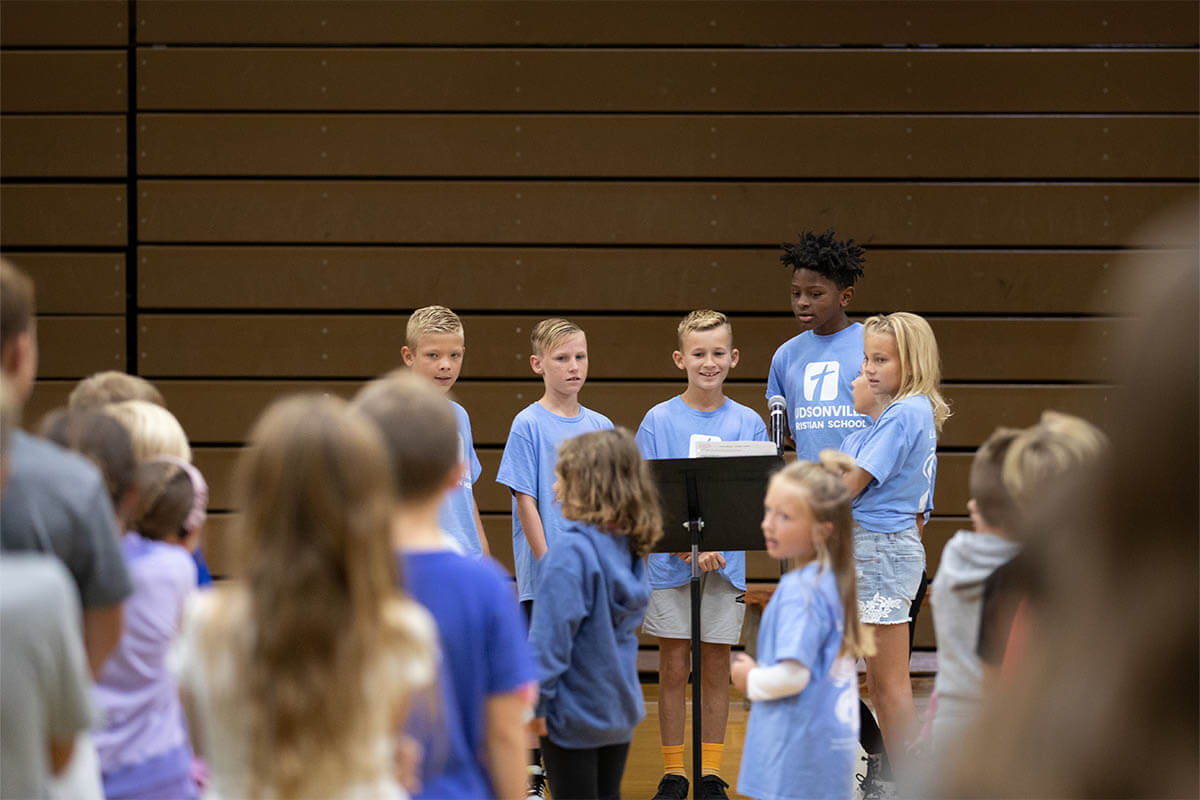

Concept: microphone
[[768, 395, 787, 455]]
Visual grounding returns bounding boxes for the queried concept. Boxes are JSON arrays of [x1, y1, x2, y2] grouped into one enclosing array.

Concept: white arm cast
[[746, 659, 811, 702]]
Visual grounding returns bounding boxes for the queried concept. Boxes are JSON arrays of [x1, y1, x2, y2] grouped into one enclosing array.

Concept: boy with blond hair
[[353, 371, 534, 800], [68, 372, 165, 411], [401, 305, 489, 556], [495, 318, 612, 798], [635, 310, 767, 800]]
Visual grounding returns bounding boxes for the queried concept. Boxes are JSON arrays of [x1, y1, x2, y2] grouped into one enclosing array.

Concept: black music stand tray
[[648, 454, 783, 793]]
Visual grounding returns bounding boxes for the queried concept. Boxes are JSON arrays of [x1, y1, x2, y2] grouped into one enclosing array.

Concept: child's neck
[[813, 313, 852, 337], [538, 389, 581, 417], [390, 498, 449, 551], [680, 384, 726, 412]]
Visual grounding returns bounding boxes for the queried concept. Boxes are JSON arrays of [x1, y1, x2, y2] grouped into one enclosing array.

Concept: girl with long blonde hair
[[527, 428, 661, 800], [171, 394, 435, 799], [732, 451, 873, 800], [839, 311, 948, 780]]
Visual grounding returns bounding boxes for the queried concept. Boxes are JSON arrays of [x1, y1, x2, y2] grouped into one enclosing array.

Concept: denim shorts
[[853, 525, 926, 625]]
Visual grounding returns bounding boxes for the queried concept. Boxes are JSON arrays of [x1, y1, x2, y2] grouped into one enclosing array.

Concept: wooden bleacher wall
[[3, 0, 1197, 648]]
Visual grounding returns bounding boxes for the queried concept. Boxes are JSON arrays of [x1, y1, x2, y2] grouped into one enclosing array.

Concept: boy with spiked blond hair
[[636, 310, 768, 800], [495, 318, 613, 798], [401, 305, 490, 557]]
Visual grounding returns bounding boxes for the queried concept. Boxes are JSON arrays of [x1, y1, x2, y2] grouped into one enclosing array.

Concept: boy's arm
[[485, 686, 534, 800], [472, 500, 491, 556], [514, 492, 548, 560]]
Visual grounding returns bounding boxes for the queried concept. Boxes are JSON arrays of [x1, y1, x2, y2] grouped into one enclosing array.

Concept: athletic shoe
[[651, 773, 689, 800], [855, 753, 897, 800], [697, 773, 731, 800], [526, 764, 546, 799]]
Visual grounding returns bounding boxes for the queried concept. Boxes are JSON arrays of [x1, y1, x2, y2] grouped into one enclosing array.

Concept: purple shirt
[[93, 533, 196, 778]]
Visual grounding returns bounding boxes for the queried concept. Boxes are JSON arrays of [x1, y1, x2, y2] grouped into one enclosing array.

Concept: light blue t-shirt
[[842, 395, 938, 533], [766, 323, 869, 461], [635, 395, 767, 591], [495, 402, 614, 601], [437, 400, 485, 557], [737, 562, 859, 800]]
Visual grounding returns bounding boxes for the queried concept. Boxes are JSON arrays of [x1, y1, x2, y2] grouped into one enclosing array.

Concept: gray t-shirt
[[0, 431, 131, 607], [0, 554, 97, 799]]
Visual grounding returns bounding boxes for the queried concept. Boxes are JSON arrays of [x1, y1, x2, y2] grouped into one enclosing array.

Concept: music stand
[[649, 454, 783, 791]]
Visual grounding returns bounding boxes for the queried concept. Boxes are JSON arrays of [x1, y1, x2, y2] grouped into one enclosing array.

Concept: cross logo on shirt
[[803, 361, 840, 402]]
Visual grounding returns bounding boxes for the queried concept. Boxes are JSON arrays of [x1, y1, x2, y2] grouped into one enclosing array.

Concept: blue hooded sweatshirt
[[529, 520, 650, 748]]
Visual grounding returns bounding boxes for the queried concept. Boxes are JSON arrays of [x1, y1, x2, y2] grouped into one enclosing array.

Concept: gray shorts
[[641, 573, 746, 645]]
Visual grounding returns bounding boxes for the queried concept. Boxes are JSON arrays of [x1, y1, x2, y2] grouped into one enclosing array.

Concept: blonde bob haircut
[[770, 451, 874, 660], [554, 428, 662, 558], [677, 309, 732, 349], [104, 399, 191, 462], [1002, 410, 1108, 528], [862, 312, 951, 432], [530, 318, 583, 356], [406, 305, 463, 348]]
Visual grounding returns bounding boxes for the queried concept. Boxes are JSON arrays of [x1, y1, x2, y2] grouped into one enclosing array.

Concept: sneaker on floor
[[697, 773, 730, 800], [855, 753, 896, 800], [651, 772, 689, 800], [526, 764, 546, 799]]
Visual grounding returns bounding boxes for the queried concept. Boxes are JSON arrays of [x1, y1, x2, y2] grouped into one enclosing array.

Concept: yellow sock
[[661, 744, 685, 776], [701, 742, 724, 776]]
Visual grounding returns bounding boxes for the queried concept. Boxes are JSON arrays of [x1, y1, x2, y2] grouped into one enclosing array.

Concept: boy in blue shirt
[[766, 230, 868, 461], [401, 305, 490, 557], [353, 371, 535, 800], [636, 310, 767, 800], [495, 317, 612, 798]]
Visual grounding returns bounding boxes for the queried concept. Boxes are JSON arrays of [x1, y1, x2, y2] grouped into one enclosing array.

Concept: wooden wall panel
[[137, 245, 1149, 315], [122, 379, 1110, 448], [137, 113, 1199, 180], [137, 49, 1198, 113], [0, 52, 127, 113], [1, 1, 127, 47], [2, 116, 127, 178], [35, 316, 126, 378], [137, 314, 1120, 383], [136, 180, 1191, 247], [0, 185, 127, 246], [135, 2, 1199, 47], [2, 253, 125, 314]]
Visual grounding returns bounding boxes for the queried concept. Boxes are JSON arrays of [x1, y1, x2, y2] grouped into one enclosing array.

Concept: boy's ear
[[529, 353, 544, 375], [400, 345, 415, 367], [671, 350, 686, 371], [729, 347, 740, 370], [838, 285, 855, 309]]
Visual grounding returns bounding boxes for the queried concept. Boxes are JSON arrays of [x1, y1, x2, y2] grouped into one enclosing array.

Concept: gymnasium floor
[[620, 659, 936, 799]]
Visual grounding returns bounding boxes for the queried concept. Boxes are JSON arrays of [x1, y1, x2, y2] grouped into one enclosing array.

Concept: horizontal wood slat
[[0, 185, 127, 247], [0, 52, 127, 113], [136, 181, 1192, 247], [196, 444, 973, 518], [1, 253, 125, 314], [135, 49, 1198, 113], [136, 113, 1199, 180], [34, 316, 125, 378], [1, 1, 128, 47], [134, 2, 1200, 46], [2, 116, 127, 178], [137, 314, 1121, 382], [136, 246, 1154, 315], [21, 379, 1110, 450]]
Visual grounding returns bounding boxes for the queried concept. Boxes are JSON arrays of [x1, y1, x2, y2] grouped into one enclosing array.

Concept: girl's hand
[[730, 653, 756, 694], [529, 717, 548, 737], [697, 551, 726, 572]]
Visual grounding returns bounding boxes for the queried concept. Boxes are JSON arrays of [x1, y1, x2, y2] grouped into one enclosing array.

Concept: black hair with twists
[[780, 229, 866, 290]]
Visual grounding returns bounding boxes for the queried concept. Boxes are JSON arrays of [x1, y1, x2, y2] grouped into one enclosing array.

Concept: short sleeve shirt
[[437, 401, 486, 557]]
